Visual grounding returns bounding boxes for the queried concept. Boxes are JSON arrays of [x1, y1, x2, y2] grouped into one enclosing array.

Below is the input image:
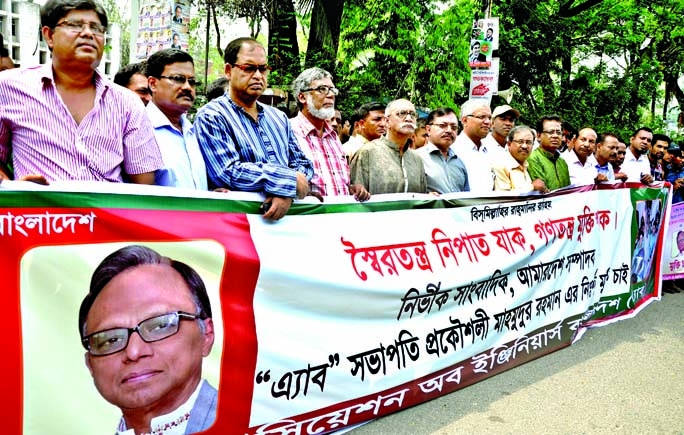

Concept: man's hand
[[262, 196, 293, 221], [640, 172, 654, 184], [532, 179, 548, 193], [349, 184, 370, 202], [615, 172, 628, 182], [295, 172, 310, 199], [19, 174, 49, 185], [594, 173, 608, 183]]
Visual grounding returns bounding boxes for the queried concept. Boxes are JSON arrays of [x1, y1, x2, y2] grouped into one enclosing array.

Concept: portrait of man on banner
[[20, 242, 224, 435]]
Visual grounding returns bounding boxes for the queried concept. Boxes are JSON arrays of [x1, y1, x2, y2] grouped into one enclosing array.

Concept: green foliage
[[336, 0, 475, 115], [494, 0, 684, 137]]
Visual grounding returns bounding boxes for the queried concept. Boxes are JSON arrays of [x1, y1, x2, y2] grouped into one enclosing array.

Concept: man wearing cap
[[482, 105, 520, 156], [663, 139, 680, 180], [452, 99, 493, 193]]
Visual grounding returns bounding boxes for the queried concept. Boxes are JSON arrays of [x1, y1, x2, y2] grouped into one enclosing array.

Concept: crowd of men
[[1, 1, 682, 433], [4, 0, 679, 213]]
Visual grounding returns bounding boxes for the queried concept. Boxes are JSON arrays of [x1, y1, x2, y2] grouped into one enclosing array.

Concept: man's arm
[[122, 94, 164, 180], [129, 171, 156, 185], [349, 146, 371, 192], [492, 164, 512, 191]]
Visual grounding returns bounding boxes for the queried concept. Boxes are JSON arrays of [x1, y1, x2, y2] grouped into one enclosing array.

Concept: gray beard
[[307, 95, 335, 120]]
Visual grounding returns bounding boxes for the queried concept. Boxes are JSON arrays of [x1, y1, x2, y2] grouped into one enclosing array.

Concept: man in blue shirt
[[145, 49, 207, 190], [194, 37, 314, 220]]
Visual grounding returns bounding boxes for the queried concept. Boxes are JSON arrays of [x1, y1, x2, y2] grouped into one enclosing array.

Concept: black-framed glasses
[[430, 122, 459, 131], [159, 75, 197, 87], [301, 85, 339, 96], [82, 311, 205, 356], [55, 20, 107, 36], [542, 129, 563, 136], [393, 110, 418, 119], [232, 63, 272, 75]]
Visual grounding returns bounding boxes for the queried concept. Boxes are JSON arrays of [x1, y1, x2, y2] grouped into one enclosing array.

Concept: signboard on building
[[135, 0, 190, 60]]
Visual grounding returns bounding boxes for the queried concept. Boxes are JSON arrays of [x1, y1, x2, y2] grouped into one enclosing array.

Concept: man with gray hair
[[290, 67, 369, 201], [79, 245, 217, 434], [350, 98, 426, 194], [452, 99, 494, 192]]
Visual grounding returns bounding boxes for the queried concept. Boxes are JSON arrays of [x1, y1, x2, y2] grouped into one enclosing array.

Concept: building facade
[[0, 0, 121, 78]]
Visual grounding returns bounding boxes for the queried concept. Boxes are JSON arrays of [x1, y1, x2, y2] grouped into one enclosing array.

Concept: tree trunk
[[267, 0, 300, 86], [304, 0, 345, 73]]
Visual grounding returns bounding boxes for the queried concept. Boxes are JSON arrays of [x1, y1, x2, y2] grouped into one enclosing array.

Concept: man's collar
[[116, 379, 204, 435], [295, 111, 335, 138], [538, 147, 560, 160], [146, 101, 188, 130]]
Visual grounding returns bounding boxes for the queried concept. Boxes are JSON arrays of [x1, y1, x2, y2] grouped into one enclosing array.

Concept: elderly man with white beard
[[290, 67, 370, 201], [350, 98, 427, 194]]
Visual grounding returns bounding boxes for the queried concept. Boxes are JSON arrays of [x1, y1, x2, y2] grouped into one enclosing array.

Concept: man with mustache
[[452, 99, 494, 193], [194, 37, 313, 220], [342, 101, 388, 160], [648, 133, 669, 182], [492, 125, 547, 192], [290, 67, 369, 201], [79, 245, 217, 435], [527, 115, 571, 191], [562, 127, 598, 185], [593, 132, 620, 182], [415, 107, 470, 193], [350, 98, 426, 194], [481, 105, 520, 156], [144, 49, 206, 189], [0, 0, 162, 184]]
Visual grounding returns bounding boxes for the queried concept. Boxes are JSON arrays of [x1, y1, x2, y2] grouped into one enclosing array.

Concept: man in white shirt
[[342, 102, 387, 159], [452, 99, 494, 193], [145, 49, 208, 189], [562, 127, 598, 185], [481, 104, 520, 157], [621, 126, 654, 184]]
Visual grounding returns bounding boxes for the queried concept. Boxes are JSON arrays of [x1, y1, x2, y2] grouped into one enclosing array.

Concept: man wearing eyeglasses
[[526, 115, 571, 191], [492, 125, 548, 192], [350, 98, 426, 194], [194, 37, 314, 220], [79, 245, 217, 435], [144, 49, 207, 190], [452, 99, 494, 193], [415, 107, 470, 193], [0, 0, 163, 184], [290, 67, 370, 201]]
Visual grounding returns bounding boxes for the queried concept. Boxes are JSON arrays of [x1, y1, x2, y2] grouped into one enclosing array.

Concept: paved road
[[350, 293, 684, 435]]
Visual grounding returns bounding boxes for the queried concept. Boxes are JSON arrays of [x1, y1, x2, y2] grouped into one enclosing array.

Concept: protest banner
[[660, 198, 683, 280], [0, 182, 667, 434]]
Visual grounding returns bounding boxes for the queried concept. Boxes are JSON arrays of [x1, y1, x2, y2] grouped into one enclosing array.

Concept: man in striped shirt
[[290, 67, 370, 201], [0, 0, 163, 184], [194, 37, 314, 220]]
